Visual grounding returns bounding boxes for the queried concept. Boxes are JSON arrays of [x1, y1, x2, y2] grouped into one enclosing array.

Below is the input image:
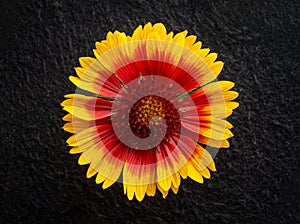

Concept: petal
[[96, 173, 106, 184], [179, 163, 188, 179], [204, 53, 218, 65], [123, 148, 156, 186], [200, 168, 211, 179], [173, 31, 186, 46], [171, 184, 179, 194], [171, 172, 181, 188], [102, 179, 115, 189], [224, 91, 239, 101], [131, 25, 143, 41], [61, 94, 112, 121], [86, 166, 98, 178], [152, 23, 167, 38], [187, 162, 204, 183], [157, 184, 169, 199], [208, 161, 216, 172], [146, 183, 156, 196], [185, 35, 197, 48], [210, 61, 224, 77], [135, 184, 148, 202], [62, 114, 72, 121], [124, 184, 135, 200], [62, 122, 74, 133], [79, 57, 95, 68], [198, 135, 230, 148], [69, 147, 82, 154], [78, 154, 89, 165], [142, 22, 153, 38]]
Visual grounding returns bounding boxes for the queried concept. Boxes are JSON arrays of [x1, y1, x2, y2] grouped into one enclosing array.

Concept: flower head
[[61, 22, 239, 201]]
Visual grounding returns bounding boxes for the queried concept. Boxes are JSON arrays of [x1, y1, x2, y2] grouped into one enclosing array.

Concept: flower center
[[129, 95, 181, 139]]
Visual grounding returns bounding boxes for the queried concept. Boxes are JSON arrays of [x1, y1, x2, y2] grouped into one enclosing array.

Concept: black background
[[1, 0, 299, 223]]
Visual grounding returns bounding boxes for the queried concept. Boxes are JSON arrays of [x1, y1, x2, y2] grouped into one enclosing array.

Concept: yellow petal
[[185, 35, 197, 48], [197, 48, 210, 58], [199, 124, 234, 140], [173, 31, 186, 46], [158, 176, 172, 192], [135, 185, 147, 202], [96, 173, 106, 184], [157, 184, 169, 199], [208, 162, 216, 172], [171, 172, 181, 188], [179, 163, 188, 179], [64, 93, 76, 99], [200, 168, 211, 179], [68, 78, 101, 96], [62, 114, 72, 121], [62, 94, 112, 121], [199, 136, 230, 148], [142, 22, 153, 38], [69, 76, 80, 86], [165, 31, 174, 41], [74, 67, 99, 81], [226, 101, 239, 110], [69, 147, 82, 154], [78, 154, 89, 165], [210, 60, 225, 76], [147, 31, 161, 40], [62, 122, 74, 133], [224, 91, 239, 101], [125, 184, 135, 200], [146, 183, 156, 196], [225, 121, 234, 129], [191, 41, 202, 51], [102, 179, 115, 189], [152, 23, 167, 38], [171, 184, 179, 194], [132, 25, 143, 41], [95, 41, 110, 55], [204, 53, 218, 65], [106, 31, 127, 49], [66, 126, 99, 147], [93, 49, 100, 58], [187, 163, 203, 183], [86, 166, 98, 178], [219, 80, 235, 91], [79, 57, 95, 68]]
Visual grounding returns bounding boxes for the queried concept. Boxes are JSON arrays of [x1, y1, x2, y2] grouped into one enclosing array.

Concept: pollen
[[129, 95, 181, 139]]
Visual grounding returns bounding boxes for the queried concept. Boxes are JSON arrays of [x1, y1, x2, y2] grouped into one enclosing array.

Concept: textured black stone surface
[[1, 0, 299, 223]]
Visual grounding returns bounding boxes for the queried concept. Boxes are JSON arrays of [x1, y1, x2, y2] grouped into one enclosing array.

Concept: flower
[[61, 22, 239, 201]]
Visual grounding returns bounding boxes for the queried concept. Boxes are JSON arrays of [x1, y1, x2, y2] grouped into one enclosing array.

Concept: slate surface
[[1, 0, 299, 223]]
